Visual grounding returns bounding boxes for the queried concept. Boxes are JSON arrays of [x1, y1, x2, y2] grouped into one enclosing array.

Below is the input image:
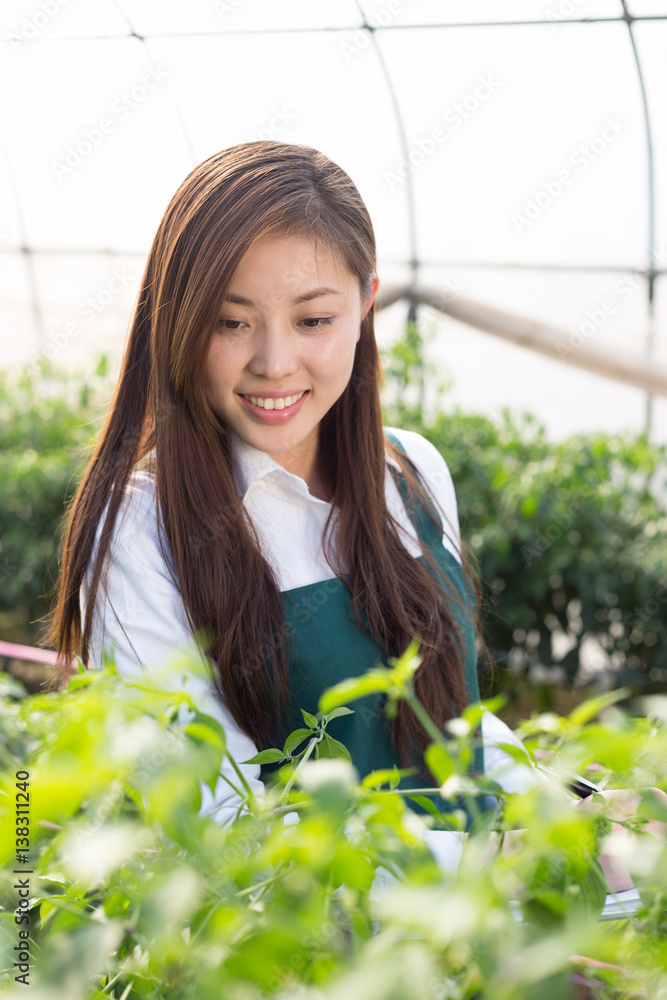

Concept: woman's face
[[204, 233, 379, 485]]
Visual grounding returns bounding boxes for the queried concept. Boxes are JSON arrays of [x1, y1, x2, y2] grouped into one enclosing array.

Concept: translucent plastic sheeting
[[360, 0, 624, 23], [116, 0, 365, 34], [379, 21, 647, 268], [0, 1, 128, 39], [625, 0, 667, 12], [1, 0, 666, 444], [0, 0, 364, 38], [0, 32, 407, 254]]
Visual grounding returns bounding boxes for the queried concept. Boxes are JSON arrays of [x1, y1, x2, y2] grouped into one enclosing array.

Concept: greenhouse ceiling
[[1, 0, 666, 442]]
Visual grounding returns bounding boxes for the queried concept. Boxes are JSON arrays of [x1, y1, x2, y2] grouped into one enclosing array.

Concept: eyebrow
[[223, 286, 343, 307]]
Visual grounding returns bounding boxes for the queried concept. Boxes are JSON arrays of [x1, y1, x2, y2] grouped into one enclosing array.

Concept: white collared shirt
[[226, 425, 463, 590], [81, 425, 541, 867]]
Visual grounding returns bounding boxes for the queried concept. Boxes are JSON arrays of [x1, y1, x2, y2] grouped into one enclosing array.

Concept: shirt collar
[[227, 428, 401, 501], [228, 428, 288, 498]]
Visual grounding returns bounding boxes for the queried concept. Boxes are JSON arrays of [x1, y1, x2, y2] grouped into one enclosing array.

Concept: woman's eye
[[300, 317, 333, 330], [216, 316, 333, 332], [216, 319, 245, 331]]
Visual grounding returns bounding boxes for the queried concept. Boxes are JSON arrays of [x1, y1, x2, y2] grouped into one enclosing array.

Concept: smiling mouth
[[239, 390, 307, 410]]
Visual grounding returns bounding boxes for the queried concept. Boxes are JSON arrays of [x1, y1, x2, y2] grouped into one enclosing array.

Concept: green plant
[[0, 357, 112, 644], [380, 321, 667, 704], [1, 649, 666, 999]]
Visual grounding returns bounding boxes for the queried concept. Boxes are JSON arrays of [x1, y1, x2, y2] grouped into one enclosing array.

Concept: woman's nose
[[248, 324, 299, 380]]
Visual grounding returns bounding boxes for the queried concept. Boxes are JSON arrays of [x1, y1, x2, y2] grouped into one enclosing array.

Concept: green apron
[[260, 430, 485, 817]]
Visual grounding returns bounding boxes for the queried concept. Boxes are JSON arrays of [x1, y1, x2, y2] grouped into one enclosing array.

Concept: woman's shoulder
[[383, 426, 456, 494], [112, 468, 158, 523], [97, 469, 165, 565], [383, 426, 461, 554]]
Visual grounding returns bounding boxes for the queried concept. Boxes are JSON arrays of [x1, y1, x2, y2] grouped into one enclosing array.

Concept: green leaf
[[424, 743, 456, 784], [301, 708, 320, 728], [463, 695, 507, 730], [283, 728, 315, 755], [409, 795, 446, 824], [323, 706, 355, 723], [637, 789, 667, 824], [362, 766, 417, 789], [319, 670, 393, 715], [241, 748, 286, 765], [315, 734, 351, 761], [568, 858, 607, 922], [328, 847, 374, 890], [66, 669, 106, 690], [568, 688, 631, 728], [182, 722, 225, 750], [187, 711, 227, 752], [488, 741, 532, 767]]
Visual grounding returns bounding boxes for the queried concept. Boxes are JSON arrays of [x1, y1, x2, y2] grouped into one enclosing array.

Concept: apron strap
[[383, 429, 445, 547], [383, 429, 486, 783]]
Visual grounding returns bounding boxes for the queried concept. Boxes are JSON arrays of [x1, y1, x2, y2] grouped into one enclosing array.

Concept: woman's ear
[[361, 273, 380, 321]]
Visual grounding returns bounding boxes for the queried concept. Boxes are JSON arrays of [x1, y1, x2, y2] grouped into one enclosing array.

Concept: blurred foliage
[[1, 649, 667, 998], [0, 357, 111, 643], [381, 318, 667, 706]]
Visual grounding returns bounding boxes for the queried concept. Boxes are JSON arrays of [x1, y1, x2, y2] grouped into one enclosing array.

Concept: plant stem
[[271, 801, 314, 816], [100, 971, 123, 994], [404, 687, 449, 750], [382, 786, 443, 796], [237, 861, 289, 901], [404, 684, 486, 828], [225, 750, 257, 806], [216, 771, 245, 800], [280, 737, 318, 800]]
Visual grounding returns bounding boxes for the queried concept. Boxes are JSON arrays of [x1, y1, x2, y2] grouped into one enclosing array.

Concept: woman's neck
[[270, 432, 330, 501]]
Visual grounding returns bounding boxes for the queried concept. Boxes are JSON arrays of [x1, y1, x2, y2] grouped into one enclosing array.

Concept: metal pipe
[[376, 283, 667, 397]]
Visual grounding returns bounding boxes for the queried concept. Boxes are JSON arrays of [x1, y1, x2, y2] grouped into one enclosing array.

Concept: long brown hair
[[48, 140, 489, 777]]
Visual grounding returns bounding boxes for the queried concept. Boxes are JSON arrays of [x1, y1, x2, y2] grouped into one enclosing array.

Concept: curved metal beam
[[376, 283, 667, 396], [354, 0, 418, 303], [110, 0, 199, 167], [620, 2, 657, 433]]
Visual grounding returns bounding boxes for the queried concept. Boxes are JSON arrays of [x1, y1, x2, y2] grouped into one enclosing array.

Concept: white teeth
[[243, 390, 305, 410]]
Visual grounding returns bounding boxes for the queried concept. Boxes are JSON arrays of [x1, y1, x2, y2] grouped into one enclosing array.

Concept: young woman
[[48, 140, 642, 880]]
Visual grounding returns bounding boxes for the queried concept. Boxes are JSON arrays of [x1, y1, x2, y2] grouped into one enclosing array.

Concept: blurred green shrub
[[0, 358, 111, 643], [382, 320, 667, 703], [0, 651, 666, 998]]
